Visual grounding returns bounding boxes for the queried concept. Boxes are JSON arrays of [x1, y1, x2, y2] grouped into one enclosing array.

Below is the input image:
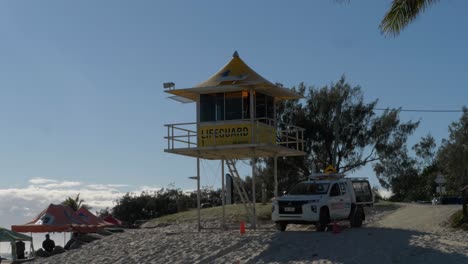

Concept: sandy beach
[[30, 203, 467, 264]]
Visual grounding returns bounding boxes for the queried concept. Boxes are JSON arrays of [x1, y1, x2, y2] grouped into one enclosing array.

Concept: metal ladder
[[225, 159, 255, 224]]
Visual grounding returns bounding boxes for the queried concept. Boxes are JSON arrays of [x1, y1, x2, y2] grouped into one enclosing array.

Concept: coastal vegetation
[[258, 79, 467, 202], [144, 203, 272, 227], [380, 0, 440, 36], [337, 0, 440, 36], [111, 187, 222, 224], [61, 193, 92, 211], [449, 210, 468, 231]]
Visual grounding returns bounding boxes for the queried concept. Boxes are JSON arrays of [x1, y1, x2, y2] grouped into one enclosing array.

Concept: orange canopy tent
[[11, 204, 99, 233], [102, 215, 125, 227], [74, 208, 114, 228]]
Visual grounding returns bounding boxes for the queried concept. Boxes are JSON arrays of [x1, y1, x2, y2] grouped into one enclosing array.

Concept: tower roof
[[194, 51, 275, 88], [165, 52, 302, 102]]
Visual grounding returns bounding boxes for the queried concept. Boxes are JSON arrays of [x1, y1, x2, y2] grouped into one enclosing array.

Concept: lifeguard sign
[[164, 51, 306, 230], [198, 123, 275, 147]]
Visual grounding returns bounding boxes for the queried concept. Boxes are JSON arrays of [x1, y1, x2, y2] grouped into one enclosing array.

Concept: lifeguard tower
[[164, 52, 305, 230]]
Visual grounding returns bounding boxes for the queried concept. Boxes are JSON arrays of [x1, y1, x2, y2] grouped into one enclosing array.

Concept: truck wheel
[[317, 207, 330, 231], [276, 222, 287, 232], [350, 207, 364, 227]]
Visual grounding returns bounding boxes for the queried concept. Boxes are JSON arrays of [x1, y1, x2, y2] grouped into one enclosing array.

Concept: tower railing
[[164, 119, 305, 152], [164, 122, 197, 150]]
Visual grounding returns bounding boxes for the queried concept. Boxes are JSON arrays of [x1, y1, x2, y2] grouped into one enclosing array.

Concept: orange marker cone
[[240, 221, 245, 234], [332, 221, 340, 234]]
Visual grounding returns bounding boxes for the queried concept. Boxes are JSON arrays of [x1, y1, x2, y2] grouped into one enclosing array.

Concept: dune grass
[[373, 200, 400, 209], [144, 203, 272, 227]]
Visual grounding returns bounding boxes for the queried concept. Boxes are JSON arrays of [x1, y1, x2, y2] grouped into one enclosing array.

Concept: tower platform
[[164, 121, 305, 160]]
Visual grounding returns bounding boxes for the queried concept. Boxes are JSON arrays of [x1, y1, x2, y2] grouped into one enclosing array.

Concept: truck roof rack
[[346, 177, 369, 181], [308, 173, 346, 181]]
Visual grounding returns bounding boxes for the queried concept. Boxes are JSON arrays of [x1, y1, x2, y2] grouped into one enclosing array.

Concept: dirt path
[[370, 203, 460, 233], [258, 203, 468, 264]]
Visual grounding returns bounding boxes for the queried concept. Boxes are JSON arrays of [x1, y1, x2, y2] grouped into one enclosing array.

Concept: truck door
[[329, 183, 350, 219], [339, 182, 352, 218]]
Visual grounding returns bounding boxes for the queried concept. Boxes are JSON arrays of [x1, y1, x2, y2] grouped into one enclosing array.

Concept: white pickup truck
[[271, 174, 374, 231]]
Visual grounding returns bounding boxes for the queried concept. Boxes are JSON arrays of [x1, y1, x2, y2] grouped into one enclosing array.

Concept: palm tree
[[61, 193, 92, 211], [379, 0, 439, 36]]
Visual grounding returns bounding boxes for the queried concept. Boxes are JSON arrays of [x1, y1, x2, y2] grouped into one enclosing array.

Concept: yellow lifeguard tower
[[164, 51, 305, 230]]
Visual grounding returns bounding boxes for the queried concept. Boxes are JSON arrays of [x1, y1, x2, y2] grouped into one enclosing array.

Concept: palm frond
[[379, 0, 439, 37], [61, 193, 90, 211]]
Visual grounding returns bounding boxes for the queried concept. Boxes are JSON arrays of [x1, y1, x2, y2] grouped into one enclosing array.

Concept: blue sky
[[0, 1, 467, 228]]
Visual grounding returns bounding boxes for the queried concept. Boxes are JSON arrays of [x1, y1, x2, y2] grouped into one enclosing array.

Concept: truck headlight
[[272, 200, 278, 213]]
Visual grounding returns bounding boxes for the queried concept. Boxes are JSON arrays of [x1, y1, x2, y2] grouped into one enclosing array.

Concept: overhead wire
[[373, 108, 463, 113]]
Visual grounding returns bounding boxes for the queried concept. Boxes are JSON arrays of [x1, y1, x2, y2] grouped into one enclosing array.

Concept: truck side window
[[352, 181, 372, 203], [330, 183, 341, 197]]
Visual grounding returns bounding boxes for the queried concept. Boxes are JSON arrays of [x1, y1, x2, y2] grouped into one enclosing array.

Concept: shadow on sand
[[249, 227, 468, 264]]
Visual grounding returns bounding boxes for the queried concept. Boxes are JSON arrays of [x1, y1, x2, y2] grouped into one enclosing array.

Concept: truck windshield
[[288, 183, 330, 195]]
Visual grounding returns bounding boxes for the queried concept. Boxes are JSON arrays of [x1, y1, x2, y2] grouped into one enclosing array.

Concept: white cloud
[[137, 185, 162, 193], [86, 184, 126, 192], [378, 188, 393, 198], [42, 181, 82, 188], [29, 177, 57, 184], [28, 178, 81, 189], [107, 184, 130, 188], [0, 178, 161, 228], [183, 189, 195, 195]]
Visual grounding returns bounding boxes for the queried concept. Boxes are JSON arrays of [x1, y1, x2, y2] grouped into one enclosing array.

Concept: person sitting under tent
[[64, 232, 85, 250], [16, 240, 26, 259], [42, 234, 55, 253]]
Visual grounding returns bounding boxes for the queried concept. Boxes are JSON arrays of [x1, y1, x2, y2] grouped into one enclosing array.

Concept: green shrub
[[449, 210, 468, 231]]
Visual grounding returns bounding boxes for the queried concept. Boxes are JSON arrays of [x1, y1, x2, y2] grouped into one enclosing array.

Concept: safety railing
[[276, 123, 305, 152], [164, 120, 305, 152], [164, 122, 197, 150]]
